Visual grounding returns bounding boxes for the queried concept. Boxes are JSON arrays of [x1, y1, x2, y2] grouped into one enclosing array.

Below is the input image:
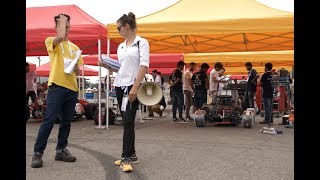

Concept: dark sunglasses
[[117, 25, 124, 31]]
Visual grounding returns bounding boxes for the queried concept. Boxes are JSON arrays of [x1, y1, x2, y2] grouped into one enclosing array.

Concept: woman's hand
[[128, 86, 138, 103]]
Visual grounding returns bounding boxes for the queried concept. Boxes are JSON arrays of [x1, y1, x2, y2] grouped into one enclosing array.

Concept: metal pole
[[105, 38, 111, 129], [37, 56, 41, 83], [82, 65, 85, 99], [95, 39, 105, 129], [78, 76, 81, 98]]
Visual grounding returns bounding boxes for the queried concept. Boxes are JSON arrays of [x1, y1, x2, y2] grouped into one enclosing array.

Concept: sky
[[26, 0, 294, 83]]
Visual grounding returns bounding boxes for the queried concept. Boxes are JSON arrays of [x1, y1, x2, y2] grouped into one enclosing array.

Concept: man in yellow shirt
[[31, 14, 83, 168]]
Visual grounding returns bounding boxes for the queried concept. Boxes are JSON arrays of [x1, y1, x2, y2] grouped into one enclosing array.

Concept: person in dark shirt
[[259, 62, 274, 124], [191, 63, 210, 111], [244, 62, 259, 109], [170, 61, 186, 122]]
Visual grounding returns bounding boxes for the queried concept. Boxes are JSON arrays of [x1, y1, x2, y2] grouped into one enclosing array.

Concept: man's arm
[[251, 72, 259, 84], [205, 76, 209, 90], [53, 15, 68, 48], [33, 71, 37, 83], [74, 65, 80, 76]]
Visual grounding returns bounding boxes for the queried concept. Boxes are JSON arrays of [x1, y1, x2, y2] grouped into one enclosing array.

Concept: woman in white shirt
[[100, 12, 149, 172]]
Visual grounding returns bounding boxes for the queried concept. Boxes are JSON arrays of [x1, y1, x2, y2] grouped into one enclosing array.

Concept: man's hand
[[74, 65, 80, 75], [58, 14, 68, 25], [128, 86, 138, 103]]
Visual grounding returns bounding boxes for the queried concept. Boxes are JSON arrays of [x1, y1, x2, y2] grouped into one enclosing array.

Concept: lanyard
[[60, 41, 72, 57], [121, 86, 128, 96]]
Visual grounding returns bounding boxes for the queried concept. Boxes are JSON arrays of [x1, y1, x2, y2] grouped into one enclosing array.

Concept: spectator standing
[[183, 62, 197, 121], [244, 62, 259, 109], [170, 61, 186, 122], [259, 63, 274, 124], [26, 62, 37, 105]]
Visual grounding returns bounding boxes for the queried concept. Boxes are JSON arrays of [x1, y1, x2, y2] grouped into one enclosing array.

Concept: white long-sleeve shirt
[[113, 35, 150, 87]]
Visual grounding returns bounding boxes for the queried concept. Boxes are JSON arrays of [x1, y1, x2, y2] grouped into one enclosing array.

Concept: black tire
[[32, 107, 45, 120], [93, 108, 106, 125], [84, 103, 97, 120], [195, 115, 206, 127], [232, 105, 243, 124], [74, 114, 83, 120]]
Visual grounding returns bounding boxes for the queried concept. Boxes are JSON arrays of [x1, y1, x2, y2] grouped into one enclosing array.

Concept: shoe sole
[[115, 160, 138, 166], [55, 157, 76, 162], [120, 165, 133, 172], [178, 121, 188, 124], [31, 163, 43, 168]]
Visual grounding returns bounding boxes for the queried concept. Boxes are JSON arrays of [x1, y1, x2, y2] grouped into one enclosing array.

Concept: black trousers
[[115, 86, 139, 158]]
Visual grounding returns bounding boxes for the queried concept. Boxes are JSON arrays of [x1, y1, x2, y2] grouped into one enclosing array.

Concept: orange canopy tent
[[107, 0, 293, 53], [26, 5, 119, 56], [36, 62, 98, 77], [83, 53, 184, 68]]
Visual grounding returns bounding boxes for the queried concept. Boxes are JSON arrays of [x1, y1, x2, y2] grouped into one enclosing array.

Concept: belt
[[49, 83, 65, 89]]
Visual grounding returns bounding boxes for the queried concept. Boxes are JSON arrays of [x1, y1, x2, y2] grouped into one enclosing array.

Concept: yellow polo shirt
[[45, 37, 83, 92]]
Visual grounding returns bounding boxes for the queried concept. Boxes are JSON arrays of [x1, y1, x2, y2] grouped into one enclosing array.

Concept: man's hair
[[189, 62, 196, 67], [245, 62, 252, 67], [177, 61, 185, 67], [214, 62, 223, 69], [54, 14, 71, 26], [265, 62, 273, 71], [201, 63, 210, 69]]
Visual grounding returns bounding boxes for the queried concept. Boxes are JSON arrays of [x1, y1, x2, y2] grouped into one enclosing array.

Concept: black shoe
[[31, 152, 43, 168], [159, 111, 163, 117], [55, 148, 76, 162], [178, 117, 188, 123], [148, 114, 154, 117], [259, 121, 268, 124], [173, 118, 178, 122], [130, 154, 139, 164]]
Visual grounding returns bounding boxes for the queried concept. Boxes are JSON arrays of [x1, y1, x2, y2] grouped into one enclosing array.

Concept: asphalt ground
[[26, 107, 294, 180]]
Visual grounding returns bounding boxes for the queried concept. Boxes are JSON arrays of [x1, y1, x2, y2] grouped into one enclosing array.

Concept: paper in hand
[[64, 50, 82, 74], [101, 54, 120, 72]]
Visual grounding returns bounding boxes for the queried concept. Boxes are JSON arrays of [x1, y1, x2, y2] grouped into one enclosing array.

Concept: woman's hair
[[117, 12, 137, 30]]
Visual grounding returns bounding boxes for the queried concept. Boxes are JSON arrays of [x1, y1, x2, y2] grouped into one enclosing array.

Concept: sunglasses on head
[[117, 25, 124, 31]]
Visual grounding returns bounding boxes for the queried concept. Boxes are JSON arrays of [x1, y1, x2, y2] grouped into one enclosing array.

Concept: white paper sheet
[[64, 50, 82, 74]]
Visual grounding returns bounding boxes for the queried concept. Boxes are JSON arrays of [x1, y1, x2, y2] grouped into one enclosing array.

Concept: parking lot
[[26, 108, 294, 180]]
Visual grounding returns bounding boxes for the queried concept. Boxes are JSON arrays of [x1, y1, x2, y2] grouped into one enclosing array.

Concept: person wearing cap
[[169, 61, 187, 123]]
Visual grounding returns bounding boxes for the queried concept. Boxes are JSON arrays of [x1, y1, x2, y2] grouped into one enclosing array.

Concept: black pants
[[115, 86, 139, 158], [26, 91, 37, 105]]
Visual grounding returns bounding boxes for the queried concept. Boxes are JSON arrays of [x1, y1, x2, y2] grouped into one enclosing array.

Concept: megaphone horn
[[137, 82, 163, 106]]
